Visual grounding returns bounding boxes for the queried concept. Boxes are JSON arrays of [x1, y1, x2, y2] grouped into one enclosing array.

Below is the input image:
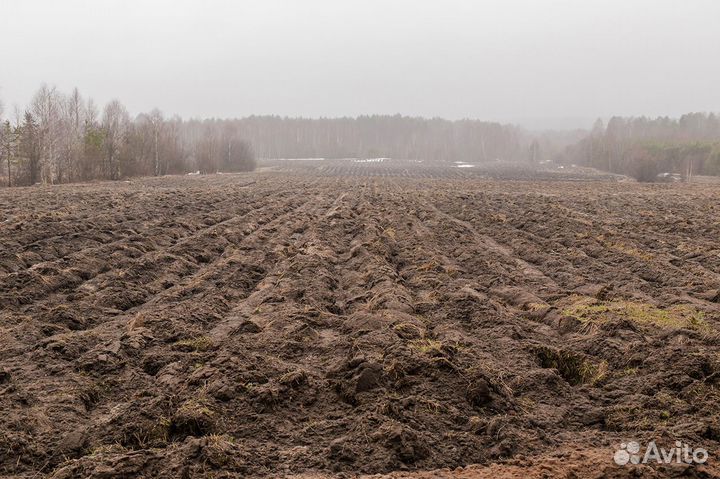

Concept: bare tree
[[148, 108, 164, 176], [86, 98, 99, 126], [30, 84, 63, 184], [81, 109, 103, 181], [163, 115, 185, 174], [195, 123, 220, 174], [62, 88, 86, 182], [102, 99, 129, 180]]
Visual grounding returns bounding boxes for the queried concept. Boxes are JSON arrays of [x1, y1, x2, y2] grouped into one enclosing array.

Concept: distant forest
[[562, 113, 720, 181], [1, 84, 719, 185], [229, 115, 527, 163]]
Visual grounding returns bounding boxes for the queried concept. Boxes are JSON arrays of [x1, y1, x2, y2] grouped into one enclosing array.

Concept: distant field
[[1, 165, 719, 478], [259, 157, 629, 181]]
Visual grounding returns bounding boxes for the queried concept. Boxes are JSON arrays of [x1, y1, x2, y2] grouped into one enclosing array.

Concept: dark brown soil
[[1, 165, 719, 478]]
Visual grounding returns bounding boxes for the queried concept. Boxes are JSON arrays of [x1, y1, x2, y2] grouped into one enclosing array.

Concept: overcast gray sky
[[1, 0, 719, 129]]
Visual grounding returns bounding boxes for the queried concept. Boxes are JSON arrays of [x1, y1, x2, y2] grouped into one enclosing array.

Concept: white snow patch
[[354, 158, 388, 163]]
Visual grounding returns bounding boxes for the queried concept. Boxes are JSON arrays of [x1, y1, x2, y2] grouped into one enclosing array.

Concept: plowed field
[[1, 164, 719, 478]]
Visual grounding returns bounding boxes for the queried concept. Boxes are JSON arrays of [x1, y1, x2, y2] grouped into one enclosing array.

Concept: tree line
[[0, 85, 256, 187], [562, 113, 720, 181], [223, 115, 528, 164], [5, 84, 717, 186], [0, 85, 535, 187]]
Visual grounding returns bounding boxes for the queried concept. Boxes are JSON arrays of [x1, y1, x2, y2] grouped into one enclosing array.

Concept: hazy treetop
[[2, 0, 719, 129]]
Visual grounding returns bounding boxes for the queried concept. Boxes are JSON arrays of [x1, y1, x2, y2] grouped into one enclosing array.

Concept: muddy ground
[[1, 161, 719, 478]]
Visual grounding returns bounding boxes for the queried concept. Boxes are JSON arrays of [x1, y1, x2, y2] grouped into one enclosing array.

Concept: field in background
[[258, 157, 628, 181], [1, 163, 719, 478]]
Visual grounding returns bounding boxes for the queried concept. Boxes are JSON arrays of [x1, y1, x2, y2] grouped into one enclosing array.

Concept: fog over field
[[2, 0, 720, 125], [2, 1, 720, 186]]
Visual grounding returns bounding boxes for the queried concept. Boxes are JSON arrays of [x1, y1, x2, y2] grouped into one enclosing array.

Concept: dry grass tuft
[[562, 296, 709, 332]]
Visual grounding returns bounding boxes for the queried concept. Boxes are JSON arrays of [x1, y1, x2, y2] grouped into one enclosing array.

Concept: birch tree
[[64, 88, 85, 181], [30, 84, 63, 183], [148, 108, 164, 176]]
